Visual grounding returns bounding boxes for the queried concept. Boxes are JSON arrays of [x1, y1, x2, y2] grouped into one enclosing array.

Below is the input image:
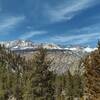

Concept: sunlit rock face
[[21, 49, 87, 75], [47, 50, 86, 75]]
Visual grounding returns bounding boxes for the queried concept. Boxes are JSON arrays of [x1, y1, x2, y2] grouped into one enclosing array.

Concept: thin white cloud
[[50, 23, 100, 44], [69, 23, 100, 34], [51, 33, 100, 44], [0, 16, 25, 34], [20, 31, 47, 40], [46, 0, 96, 22], [72, 39, 90, 45]]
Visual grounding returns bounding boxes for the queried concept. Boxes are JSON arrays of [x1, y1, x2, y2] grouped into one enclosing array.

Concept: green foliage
[[84, 41, 100, 99], [54, 70, 84, 100], [0, 45, 84, 100], [31, 48, 55, 100]]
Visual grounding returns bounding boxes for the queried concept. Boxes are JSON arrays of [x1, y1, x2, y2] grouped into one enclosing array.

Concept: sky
[[0, 0, 100, 47]]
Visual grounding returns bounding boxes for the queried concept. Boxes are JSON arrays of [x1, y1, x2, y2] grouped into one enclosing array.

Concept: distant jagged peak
[[65, 45, 97, 53], [0, 40, 97, 52], [0, 40, 62, 50]]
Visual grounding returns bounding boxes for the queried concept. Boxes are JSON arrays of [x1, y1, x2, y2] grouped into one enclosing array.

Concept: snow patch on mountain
[[41, 43, 62, 50], [83, 47, 97, 52], [0, 40, 97, 52]]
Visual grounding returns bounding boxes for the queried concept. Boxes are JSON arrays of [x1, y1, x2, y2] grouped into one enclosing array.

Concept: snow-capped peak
[[65, 45, 97, 53], [0, 40, 62, 50], [0, 40, 97, 52]]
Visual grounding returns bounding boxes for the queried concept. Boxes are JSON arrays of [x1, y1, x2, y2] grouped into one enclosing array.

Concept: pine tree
[[0, 45, 13, 100], [84, 41, 100, 99], [65, 70, 74, 100], [31, 48, 55, 100], [73, 71, 84, 98], [98, 40, 100, 51]]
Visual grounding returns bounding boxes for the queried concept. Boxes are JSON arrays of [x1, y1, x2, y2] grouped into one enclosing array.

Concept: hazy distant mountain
[[0, 40, 62, 51], [0, 40, 97, 53]]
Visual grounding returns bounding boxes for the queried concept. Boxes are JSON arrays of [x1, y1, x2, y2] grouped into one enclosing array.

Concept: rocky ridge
[[0, 40, 97, 75]]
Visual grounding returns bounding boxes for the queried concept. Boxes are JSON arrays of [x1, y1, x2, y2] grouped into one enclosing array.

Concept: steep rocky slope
[[20, 50, 87, 75]]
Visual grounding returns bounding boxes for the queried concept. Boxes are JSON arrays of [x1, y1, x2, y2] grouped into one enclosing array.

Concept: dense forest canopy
[[0, 42, 100, 100]]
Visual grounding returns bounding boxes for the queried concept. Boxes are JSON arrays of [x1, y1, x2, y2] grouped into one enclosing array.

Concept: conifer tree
[[84, 41, 100, 99], [73, 71, 84, 98], [65, 70, 74, 100], [31, 48, 55, 100], [0, 45, 13, 100]]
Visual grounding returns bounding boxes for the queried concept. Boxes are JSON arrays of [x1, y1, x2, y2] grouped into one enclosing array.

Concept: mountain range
[[0, 40, 97, 53], [0, 40, 98, 75]]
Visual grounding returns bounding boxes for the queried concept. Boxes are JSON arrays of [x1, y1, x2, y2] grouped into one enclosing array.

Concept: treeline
[[1, 42, 100, 100]]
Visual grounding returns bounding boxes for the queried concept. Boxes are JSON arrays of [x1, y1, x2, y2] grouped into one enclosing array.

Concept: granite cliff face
[[46, 50, 87, 75], [20, 49, 87, 75]]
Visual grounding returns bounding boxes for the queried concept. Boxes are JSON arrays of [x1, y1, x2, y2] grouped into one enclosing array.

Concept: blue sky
[[0, 0, 100, 47]]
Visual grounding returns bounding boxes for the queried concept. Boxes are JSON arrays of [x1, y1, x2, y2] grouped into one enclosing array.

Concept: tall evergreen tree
[[65, 70, 74, 100], [31, 48, 55, 100], [73, 71, 84, 98], [84, 41, 100, 100]]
